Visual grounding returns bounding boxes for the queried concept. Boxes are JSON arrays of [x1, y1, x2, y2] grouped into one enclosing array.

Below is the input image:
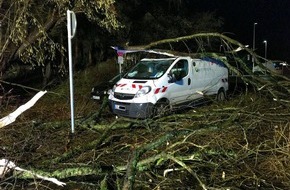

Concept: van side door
[[167, 58, 192, 105], [190, 60, 216, 97], [188, 60, 204, 100]]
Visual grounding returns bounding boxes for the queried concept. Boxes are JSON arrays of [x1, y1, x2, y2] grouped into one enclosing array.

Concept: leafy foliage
[[0, 0, 226, 86], [0, 0, 120, 77]]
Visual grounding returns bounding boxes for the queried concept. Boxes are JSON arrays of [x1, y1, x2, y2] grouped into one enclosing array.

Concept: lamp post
[[220, 45, 223, 52], [253, 23, 258, 51], [263, 40, 267, 59], [252, 22, 258, 72]]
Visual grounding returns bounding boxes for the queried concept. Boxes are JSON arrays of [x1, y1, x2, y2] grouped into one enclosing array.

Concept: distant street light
[[253, 23, 258, 51], [220, 45, 223, 52], [263, 40, 267, 59], [252, 23, 258, 72]]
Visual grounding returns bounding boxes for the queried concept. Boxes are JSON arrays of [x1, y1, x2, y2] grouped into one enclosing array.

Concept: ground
[[1, 61, 290, 189]]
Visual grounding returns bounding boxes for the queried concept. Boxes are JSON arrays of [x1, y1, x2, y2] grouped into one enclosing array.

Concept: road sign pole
[[67, 10, 77, 133]]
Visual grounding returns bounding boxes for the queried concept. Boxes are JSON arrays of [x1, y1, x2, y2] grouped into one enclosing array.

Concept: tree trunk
[[1, 10, 60, 77]]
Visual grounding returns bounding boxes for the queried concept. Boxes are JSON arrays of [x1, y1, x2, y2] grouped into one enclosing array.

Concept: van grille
[[114, 92, 135, 100]]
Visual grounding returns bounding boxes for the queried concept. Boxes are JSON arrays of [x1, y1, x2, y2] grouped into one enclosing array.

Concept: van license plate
[[92, 95, 100, 100]]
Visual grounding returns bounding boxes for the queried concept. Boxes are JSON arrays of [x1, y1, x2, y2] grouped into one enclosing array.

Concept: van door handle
[[188, 78, 191, 85]]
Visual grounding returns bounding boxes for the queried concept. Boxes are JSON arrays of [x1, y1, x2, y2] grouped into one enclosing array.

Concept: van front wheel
[[216, 89, 226, 102], [153, 100, 170, 118]]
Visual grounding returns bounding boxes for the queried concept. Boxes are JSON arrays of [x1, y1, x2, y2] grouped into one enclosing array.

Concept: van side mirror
[[168, 73, 176, 83]]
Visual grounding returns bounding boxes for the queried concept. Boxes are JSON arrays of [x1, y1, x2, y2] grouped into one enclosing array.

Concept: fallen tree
[[1, 33, 290, 189]]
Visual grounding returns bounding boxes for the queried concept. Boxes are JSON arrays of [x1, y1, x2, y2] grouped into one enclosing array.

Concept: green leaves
[[1, 0, 120, 77]]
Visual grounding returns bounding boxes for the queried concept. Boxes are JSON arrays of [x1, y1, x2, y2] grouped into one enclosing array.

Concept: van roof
[[141, 57, 177, 61], [141, 55, 198, 60]]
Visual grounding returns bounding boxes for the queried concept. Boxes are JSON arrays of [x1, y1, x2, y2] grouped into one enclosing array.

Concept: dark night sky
[[190, 0, 290, 62]]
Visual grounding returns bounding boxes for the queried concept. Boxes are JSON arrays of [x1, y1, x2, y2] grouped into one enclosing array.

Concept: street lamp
[[253, 23, 258, 51], [220, 45, 223, 52], [263, 40, 267, 59], [252, 23, 258, 72]]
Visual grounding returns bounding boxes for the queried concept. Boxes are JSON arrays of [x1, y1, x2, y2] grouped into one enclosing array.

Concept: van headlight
[[112, 85, 117, 92], [108, 89, 112, 95], [135, 86, 151, 98], [110, 85, 117, 96]]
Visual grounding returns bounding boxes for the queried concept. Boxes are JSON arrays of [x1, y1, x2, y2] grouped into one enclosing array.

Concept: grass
[[1, 59, 290, 189], [20, 59, 119, 122]]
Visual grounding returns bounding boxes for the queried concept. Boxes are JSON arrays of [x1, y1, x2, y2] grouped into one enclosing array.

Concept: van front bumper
[[109, 100, 154, 118]]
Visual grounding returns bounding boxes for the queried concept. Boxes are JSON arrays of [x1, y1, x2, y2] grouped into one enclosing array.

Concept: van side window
[[170, 60, 188, 80]]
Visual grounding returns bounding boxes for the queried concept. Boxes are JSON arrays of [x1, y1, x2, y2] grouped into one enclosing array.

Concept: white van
[[108, 56, 228, 118]]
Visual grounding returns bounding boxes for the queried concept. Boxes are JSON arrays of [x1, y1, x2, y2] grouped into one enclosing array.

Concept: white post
[[252, 22, 257, 72], [253, 23, 257, 52], [117, 52, 124, 75], [263, 40, 267, 59], [67, 10, 77, 133]]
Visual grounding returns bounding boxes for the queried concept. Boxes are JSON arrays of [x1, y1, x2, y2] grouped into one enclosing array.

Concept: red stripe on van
[[161, 87, 168, 92], [132, 84, 143, 89], [154, 88, 160, 94], [117, 84, 127, 87]]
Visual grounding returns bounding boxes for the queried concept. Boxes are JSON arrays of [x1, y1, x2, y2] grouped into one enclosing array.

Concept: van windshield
[[124, 59, 175, 79]]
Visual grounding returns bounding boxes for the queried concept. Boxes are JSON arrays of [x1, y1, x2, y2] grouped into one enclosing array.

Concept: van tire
[[153, 100, 170, 118], [216, 88, 226, 102]]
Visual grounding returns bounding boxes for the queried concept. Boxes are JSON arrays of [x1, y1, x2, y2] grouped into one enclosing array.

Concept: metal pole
[[67, 10, 77, 134], [220, 45, 223, 52], [253, 23, 257, 51], [263, 40, 267, 59], [0, 22, 2, 49], [252, 22, 257, 72]]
